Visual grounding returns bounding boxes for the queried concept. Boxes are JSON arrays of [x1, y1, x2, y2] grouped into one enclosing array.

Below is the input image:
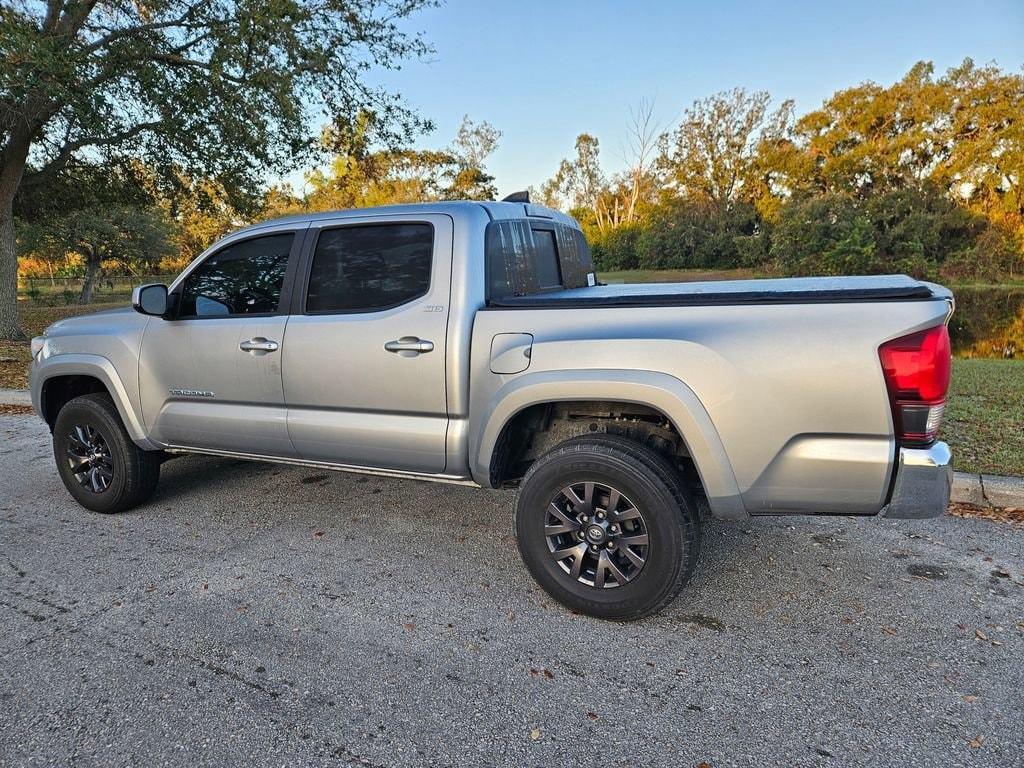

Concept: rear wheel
[[515, 434, 701, 621], [53, 393, 161, 514]]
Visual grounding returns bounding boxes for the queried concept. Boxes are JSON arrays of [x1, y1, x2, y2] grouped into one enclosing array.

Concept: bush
[[634, 200, 764, 270], [590, 225, 643, 271], [584, 183, 1024, 281], [771, 186, 994, 278]]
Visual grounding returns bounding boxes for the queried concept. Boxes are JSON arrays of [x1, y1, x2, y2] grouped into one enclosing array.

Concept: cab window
[[178, 233, 294, 318], [305, 223, 433, 313]]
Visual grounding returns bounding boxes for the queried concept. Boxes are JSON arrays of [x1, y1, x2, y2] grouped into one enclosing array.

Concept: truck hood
[[43, 306, 146, 339]]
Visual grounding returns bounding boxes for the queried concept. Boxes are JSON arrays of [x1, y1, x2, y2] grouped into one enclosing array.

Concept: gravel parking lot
[[2, 413, 1022, 767]]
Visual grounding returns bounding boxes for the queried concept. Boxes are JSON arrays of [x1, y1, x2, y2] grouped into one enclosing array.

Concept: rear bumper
[[880, 441, 952, 519]]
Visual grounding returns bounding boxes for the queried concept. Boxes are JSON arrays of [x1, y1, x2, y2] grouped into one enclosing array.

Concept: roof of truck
[[232, 200, 578, 236]]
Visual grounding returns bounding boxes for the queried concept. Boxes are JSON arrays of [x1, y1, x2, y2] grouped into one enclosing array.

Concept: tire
[[52, 393, 161, 514], [515, 434, 701, 621]]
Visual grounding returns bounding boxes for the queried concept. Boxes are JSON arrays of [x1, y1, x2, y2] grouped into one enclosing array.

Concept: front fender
[[471, 368, 746, 520], [31, 353, 161, 450]]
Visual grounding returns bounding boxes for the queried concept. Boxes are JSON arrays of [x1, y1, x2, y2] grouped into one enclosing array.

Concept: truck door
[[138, 227, 304, 457], [281, 214, 452, 473]]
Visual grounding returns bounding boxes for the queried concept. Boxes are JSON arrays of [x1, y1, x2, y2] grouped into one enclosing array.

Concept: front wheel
[[53, 393, 161, 514], [515, 434, 702, 621]]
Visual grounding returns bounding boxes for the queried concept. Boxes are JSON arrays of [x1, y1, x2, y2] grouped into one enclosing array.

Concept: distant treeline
[[536, 60, 1023, 282]]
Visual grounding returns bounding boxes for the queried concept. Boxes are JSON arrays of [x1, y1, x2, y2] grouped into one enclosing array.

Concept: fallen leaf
[[586, 711, 599, 721], [530, 728, 541, 742], [968, 735, 984, 748], [402, 622, 415, 632], [991, 640, 1003, 647], [543, 668, 554, 679], [975, 629, 989, 641], [313, 530, 325, 538], [963, 695, 979, 703], [882, 626, 897, 636]]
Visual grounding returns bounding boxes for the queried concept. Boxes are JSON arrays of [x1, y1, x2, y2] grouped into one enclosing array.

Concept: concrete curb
[[946, 472, 1024, 509], [0, 388, 31, 406], [955, 472, 1024, 509], [2, 384, 1022, 507]]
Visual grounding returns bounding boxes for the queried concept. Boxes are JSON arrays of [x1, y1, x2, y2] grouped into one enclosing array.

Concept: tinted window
[[486, 220, 587, 299], [179, 234, 293, 318], [532, 229, 562, 289], [306, 224, 433, 312]]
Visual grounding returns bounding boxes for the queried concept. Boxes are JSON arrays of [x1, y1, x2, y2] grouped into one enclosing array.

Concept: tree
[[0, 0, 433, 339], [279, 112, 500, 212], [768, 59, 1024, 236], [541, 134, 605, 213], [16, 161, 175, 302], [659, 88, 793, 210], [160, 175, 246, 269], [446, 115, 501, 200], [619, 99, 663, 225]]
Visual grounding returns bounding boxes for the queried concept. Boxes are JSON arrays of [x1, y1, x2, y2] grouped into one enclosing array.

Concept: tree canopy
[[1, 0, 434, 338], [539, 59, 1024, 281]]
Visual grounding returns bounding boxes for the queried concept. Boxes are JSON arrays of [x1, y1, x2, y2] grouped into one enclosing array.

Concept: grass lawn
[[2, 300, 1022, 477], [944, 358, 1024, 477]]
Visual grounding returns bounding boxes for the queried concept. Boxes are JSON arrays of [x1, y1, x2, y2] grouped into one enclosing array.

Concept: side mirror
[[132, 283, 169, 317]]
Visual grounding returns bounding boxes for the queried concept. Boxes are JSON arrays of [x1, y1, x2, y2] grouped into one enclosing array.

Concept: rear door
[[282, 214, 453, 472]]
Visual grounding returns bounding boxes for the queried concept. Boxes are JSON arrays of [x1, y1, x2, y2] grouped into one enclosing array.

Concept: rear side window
[[486, 220, 594, 299], [179, 233, 294, 318], [306, 223, 434, 313], [531, 229, 562, 290]]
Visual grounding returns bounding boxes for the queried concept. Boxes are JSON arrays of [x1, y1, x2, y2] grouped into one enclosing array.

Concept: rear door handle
[[239, 337, 279, 353], [384, 336, 434, 356]]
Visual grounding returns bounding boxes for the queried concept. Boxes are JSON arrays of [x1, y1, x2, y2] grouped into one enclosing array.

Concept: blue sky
[[313, 0, 1024, 198]]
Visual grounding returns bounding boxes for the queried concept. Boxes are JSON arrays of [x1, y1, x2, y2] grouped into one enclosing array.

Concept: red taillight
[[879, 324, 951, 445]]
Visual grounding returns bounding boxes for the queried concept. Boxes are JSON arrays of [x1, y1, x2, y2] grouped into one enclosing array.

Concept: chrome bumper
[[880, 442, 953, 519]]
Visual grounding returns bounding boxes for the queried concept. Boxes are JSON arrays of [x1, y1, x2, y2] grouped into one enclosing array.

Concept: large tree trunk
[[79, 253, 100, 304], [0, 189, 25, 341], [0, 128, 31, 341]]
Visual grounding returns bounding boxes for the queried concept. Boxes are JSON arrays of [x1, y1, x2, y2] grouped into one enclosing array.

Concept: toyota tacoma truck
[[29, 199, 955, 620]]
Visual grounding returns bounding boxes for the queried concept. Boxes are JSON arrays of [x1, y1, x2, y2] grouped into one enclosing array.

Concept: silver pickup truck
[[29, 200, 954, 619]]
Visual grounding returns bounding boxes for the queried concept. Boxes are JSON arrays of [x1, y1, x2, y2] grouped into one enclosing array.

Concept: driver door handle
[[384, 336, 434, 356], [239, 337, 279, 353]]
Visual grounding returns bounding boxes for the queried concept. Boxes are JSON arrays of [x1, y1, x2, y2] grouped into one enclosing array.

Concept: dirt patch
[[0, 404, 33, 415], [949, 502, 1024, 525]]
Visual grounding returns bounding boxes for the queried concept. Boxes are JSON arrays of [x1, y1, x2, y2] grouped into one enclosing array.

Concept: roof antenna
[[501, 191, 530, 203]]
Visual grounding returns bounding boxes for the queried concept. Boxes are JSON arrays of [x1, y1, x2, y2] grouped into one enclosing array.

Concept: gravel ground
[[1, 414, 1022, 768]]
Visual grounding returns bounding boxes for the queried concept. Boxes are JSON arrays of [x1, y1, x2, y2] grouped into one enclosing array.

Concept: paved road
[[1, 414, 1022, 767]]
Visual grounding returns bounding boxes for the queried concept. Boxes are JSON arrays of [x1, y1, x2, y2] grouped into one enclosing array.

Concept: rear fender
[[472, 368, 746, 520]]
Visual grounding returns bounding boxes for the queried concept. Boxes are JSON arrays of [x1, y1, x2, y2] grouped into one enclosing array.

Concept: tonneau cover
[[487, 274, 938, 308]]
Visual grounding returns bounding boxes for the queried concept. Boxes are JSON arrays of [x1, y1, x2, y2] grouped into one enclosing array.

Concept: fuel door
[[489, 333, 533, 375]]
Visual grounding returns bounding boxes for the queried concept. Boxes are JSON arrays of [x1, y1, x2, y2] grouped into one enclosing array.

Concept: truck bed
[[487, 274, 939, 308]]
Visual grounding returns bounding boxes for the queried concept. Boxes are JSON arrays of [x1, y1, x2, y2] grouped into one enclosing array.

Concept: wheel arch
[[33, 354, 159, 450], [471, 369, 746, 520]]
